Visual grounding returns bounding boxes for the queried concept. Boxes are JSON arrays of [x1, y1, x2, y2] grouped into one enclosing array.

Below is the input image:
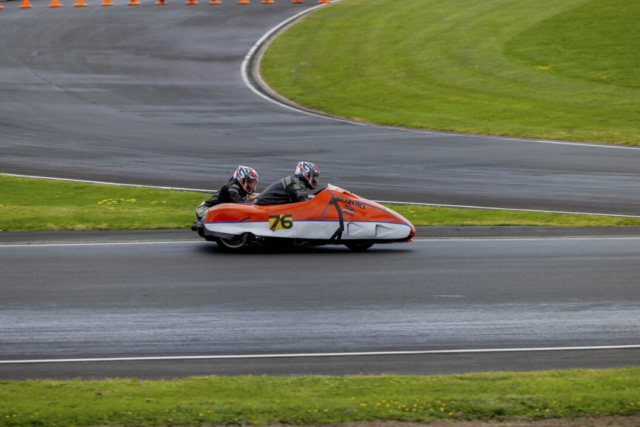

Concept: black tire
[[345, 243, 374, 252], [216, 234, 249, 252]]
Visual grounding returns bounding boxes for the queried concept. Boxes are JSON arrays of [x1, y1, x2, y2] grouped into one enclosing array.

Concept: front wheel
[[216, 234, 250, 252], [345, 243, 374, 252]]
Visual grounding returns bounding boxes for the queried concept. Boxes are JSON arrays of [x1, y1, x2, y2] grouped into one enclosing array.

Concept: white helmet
[[233, 165, 259, 194]]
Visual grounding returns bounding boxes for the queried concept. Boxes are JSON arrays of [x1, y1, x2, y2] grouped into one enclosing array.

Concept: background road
[[2, 238, 640, 379], [1, 2, 640, 214]]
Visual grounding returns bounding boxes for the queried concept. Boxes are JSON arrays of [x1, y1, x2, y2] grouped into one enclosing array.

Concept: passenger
[[254, 162, 320, 206], [195, 166, 259, 220]]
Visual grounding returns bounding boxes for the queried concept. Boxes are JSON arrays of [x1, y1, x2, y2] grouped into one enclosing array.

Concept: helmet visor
[[301, 171, 317, 189], [246, 179, 258, 194]]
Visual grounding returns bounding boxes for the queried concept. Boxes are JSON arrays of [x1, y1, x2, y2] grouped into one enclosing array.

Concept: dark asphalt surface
[[2, 2, 640, 379], [1, 2, 640, 215], [4, 350, 640, 381], [2, 238, 640, 378]]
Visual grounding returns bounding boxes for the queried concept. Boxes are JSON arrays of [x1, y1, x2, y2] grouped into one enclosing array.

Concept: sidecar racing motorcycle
[[192, 185, 416, 251]]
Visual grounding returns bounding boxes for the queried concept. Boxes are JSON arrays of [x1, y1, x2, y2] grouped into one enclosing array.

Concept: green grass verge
[[261, 0, 640, 145], [391, 205, 640, 227], [2, 370, 640, 426], [0, 175, 205, 232], [1, 175, 639, 231]]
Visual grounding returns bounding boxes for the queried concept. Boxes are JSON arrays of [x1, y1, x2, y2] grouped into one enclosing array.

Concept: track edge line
[[5, 344, 640, 364]]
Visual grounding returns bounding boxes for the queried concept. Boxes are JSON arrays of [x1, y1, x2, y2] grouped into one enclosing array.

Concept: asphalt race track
[[1, 1, 640, 379], [1, 2, 640, 214], [2, 237, 640, 379]]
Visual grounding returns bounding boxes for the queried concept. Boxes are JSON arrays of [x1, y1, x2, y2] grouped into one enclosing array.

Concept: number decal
[[281, 215, 293, 229], [269, 215, 293, 231]]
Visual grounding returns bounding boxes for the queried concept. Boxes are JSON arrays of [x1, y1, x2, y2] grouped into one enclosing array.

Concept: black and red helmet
[[295, 161, 320, 189]]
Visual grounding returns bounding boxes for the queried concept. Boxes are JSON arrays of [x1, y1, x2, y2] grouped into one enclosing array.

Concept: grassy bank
[[1, 175, 639, 231], [261, 0, 640, 145], [0, 175, 205, 232], [2, 369, 640, 426], [392, 205, 640, 227]]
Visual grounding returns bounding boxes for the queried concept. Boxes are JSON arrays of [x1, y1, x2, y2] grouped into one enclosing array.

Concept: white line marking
[[487, 137, 640, 151], [5, 173, 640, 218], [240, 2, 360, 124], [4, 344, 640, 364], [2, 237, 640, 249], [242, 1, 640, 151], [0, 173, 214, 193]]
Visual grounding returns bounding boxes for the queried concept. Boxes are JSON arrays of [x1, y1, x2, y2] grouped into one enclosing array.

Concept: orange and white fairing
[[204, 185, 415, 243]]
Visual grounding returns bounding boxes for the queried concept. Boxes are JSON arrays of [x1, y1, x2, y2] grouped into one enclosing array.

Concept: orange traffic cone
[[155, 0, 167, 5], [318, 0, 330, 3], [19, 0, 33, 9], [73, 0, 86, 7], [101, 0, 113, 5], [0, 2, 4, 8], [261, 0, 273, 3], [208, 0, 220, 4], [185, 0, 198, 4], [50, 0, 62, 7], [292, 0, 303, 4], [127, 0, 140, 5], [237, 0, 249, 4]]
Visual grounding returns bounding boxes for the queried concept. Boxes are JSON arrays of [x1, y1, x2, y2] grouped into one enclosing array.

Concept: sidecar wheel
[[345, 243, 374, 252], [216, 234, 249, 252]]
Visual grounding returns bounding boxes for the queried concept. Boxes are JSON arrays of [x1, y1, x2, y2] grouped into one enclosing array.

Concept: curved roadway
[[1, 1, 640, 214], [1, 1, 640, 379]]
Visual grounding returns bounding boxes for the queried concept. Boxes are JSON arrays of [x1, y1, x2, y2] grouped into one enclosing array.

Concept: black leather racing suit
[[254, 175, 309, 205], [195, 181, 251, 220], [205, 181, 251, 207]]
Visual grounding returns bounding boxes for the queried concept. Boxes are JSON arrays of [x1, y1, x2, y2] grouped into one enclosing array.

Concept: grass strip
[[2, 369, 640, 426], [0, 175, 205, 232], [1, 175, 639, 231], [390, 205, 640, 227], [261, 0, 640, 145]]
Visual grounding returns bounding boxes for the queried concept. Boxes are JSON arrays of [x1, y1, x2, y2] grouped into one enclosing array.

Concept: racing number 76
[[269, 214, 293, 231]]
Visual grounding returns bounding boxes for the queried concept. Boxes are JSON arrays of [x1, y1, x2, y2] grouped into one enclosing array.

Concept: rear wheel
[[345, 243, 374, 252], [216, 234, 249, 252]]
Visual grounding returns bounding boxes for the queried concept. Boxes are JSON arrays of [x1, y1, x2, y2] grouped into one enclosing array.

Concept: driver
[[254, 162, 320, 205], [195, 165, 259, 220]]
